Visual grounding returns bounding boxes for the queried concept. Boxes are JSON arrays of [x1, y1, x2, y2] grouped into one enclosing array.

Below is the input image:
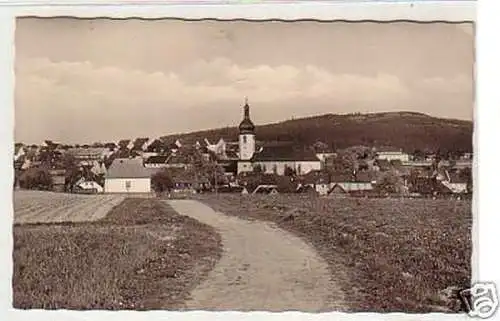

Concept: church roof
[[239, 119, 255, 133], [251, 145, 319, 162]]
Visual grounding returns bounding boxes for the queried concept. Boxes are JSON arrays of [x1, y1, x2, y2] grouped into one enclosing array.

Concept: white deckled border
[[1, 1, 495, 321], [0, 1, 475, 21]]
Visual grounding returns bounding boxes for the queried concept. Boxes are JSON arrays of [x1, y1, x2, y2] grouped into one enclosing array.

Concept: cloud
[[15, 57, 472, 143]]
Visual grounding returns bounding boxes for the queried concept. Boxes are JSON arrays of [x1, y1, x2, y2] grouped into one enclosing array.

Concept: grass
[[198, 194, 472, 313], [13, 198, 222, 310]]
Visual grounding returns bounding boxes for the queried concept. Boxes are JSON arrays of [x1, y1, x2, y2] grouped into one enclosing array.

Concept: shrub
[[151, 170, 174, 193]]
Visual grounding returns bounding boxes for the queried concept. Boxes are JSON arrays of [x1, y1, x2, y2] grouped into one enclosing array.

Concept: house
[[14, 144, 26, 161], [442, 176, 468, 194], [327, 184, 349, 198], [205, 138, 227, 157], [453, 159, 473, 170], [68, 147, 110, 164], [460, 152, 473, 160], [117, 139, 134, 151], [142, 152, 159, 159], [90, 161, 107, 176], [42, 140, 61, 150], [402, 160, 433, 168], [166, 139, 183, 153], [252, 184, 279, 195], [375, 147, 410, 162], [168, 168, 210, 192], [312, 141, 336, 166], [14, 155, 26, 171], [439, 170, 469, 194], [104, 158, 159, 193], [328, 171, 375, 194], [300, 170, 331, 195], [144, 155, 169, 168], [131, 137, 152, 153], [145, 139, 166, 153]]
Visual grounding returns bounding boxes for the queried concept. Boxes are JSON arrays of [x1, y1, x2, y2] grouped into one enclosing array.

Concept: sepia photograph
[[13, 17, 474, 313]]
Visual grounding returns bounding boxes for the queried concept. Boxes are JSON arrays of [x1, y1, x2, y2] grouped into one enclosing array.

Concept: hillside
[[161, 112, 473, 153]]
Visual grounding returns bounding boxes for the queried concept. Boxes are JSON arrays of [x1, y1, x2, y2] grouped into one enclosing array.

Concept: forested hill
[[161, 112, 473, 153]]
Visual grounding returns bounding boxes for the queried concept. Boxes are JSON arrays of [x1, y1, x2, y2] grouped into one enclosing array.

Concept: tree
[[253, 164, 263, 173], [459, 167, 473, 194], [413, 149, 425, 161], [358, 161, 369, 171], [375, 170, 405, 195], [151, 170, 174, 193], [92, 142, 104, 148], [19, 167, 52, 190], [284, 165, 296, 177], [330, 153, 354, 172]]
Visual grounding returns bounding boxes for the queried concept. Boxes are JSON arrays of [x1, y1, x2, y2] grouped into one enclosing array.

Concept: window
[[243, 135, 247, 144], [125, 181, 131, 191]]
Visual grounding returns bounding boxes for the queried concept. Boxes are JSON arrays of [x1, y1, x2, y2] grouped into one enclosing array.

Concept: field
[[14, 190, 126, 224], [13, 195, 222, 309], [198, 194, 472, 313]]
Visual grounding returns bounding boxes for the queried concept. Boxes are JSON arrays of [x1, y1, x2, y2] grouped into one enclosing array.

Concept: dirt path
[[167, 199, 346, 312]]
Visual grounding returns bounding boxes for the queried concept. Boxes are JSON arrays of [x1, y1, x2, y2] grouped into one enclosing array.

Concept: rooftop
[[251, 145, 319, 162], [144, 155, 169, 164], [106, 158, 160, 179]]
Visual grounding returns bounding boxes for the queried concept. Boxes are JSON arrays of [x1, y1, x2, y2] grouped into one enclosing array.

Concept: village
[[13, 101, 473, 199]]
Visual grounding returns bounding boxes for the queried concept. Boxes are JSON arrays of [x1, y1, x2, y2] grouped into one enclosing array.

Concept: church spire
[[239, 97, 255, 134], [244, 97, 250, 119]]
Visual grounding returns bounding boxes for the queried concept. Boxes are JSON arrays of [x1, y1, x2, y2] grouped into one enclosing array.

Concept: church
[[236, 100, 321, 176]]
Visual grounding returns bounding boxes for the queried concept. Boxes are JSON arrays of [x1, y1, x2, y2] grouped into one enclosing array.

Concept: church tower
[[238, 98, 255, 160]]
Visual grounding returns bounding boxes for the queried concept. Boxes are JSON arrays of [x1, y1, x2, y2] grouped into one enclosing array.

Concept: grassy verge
[[13, 198, 222, 310], [198, 194, 471, 313]]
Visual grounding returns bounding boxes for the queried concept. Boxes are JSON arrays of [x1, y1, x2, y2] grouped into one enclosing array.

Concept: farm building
[[327, 184, 349, 198], [375, 147, 410, 162], [104, 158, 159, 193], [168, 168, 211, 192], [67, 147, 112, 164]]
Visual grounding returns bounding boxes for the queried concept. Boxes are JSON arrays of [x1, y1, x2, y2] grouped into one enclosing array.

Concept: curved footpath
[[167, 200, 346, 312]]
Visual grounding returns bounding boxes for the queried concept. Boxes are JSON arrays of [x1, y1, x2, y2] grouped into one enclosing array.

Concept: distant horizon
[[15, 19, 474, 145], [15, 110, 472, 146]]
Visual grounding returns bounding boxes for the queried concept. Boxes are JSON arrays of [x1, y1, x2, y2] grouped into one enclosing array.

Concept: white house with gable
[[104, 158, 160, 193]]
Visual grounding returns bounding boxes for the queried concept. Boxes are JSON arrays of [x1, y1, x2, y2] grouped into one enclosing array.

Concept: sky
[[15, 18, 474, 145]]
